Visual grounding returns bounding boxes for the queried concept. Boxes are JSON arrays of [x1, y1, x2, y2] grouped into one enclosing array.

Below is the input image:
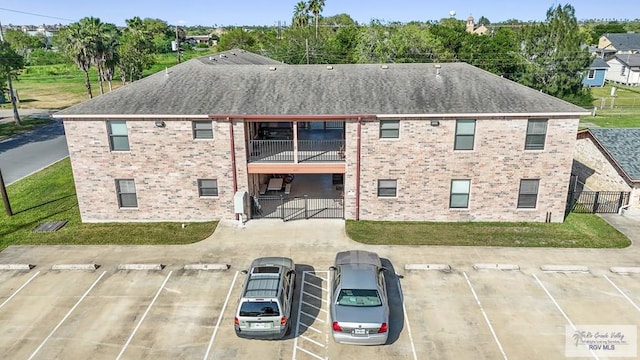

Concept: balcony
[[248, 139, 345, 163]]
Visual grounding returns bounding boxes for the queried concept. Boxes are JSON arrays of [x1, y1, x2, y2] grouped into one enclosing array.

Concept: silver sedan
[[329, 250, 389, 345]]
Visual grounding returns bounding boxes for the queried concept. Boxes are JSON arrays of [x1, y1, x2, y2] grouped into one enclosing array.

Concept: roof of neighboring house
[[581, 128, 640, 181], [602, 33, 640, 51], [615, 54, 640, 67], [589, 57, 609, 69], [55, 51, 588, 118]]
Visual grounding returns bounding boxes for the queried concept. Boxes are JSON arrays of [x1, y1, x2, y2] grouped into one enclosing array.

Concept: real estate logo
[[566, 325, 637, 357]]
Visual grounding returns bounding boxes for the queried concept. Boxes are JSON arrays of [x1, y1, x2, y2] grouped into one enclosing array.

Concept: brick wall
[[65, 118, 237, 222], [348, 117, 579, 223]]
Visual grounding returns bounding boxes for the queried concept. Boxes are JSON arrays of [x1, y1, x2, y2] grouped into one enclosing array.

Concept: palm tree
[[56, 21, 93, 98], [306, 0, 325, 39], [292, 1, 309, 28]]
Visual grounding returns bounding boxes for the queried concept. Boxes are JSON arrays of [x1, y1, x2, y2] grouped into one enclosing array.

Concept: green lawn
[[580, 84, 640, 128], [0, 158, 216, 251], [346, 215, 631, 248]]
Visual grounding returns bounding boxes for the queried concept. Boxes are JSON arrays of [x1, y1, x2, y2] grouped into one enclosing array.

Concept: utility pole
[[0, 21, 21, 126], [175, 25, 181, 64], [0, 168, 12, 217]]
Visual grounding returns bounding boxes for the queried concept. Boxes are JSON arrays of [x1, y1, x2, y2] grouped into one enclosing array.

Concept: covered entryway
[[251, 174, 344, 220]]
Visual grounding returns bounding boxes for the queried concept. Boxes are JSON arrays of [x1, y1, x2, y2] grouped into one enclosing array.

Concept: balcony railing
[[248, 139, 345, 163]]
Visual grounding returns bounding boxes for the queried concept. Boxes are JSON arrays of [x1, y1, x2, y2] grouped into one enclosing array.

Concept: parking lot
[[1, 260, 639, 359]]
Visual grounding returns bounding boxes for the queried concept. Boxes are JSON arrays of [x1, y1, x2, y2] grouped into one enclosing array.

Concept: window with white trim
[[377, 179, 397, 197], [193, 121, 213, 139], [379, 120, 399, 138], [107, 120, 130, 151], [116, 179, 137, 208], [450, 179, 470, 208], [454, 119, 476, 150], [517, 179, 539, 208], [525, 119, 547, 150], [198, 179, 218, 196]]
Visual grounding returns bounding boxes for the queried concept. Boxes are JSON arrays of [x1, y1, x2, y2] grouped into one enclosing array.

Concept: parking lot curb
[[117, 264, 165, 271], [184, 264, 230, 271], [540, 265, 590, 273], [0, 264, 34, 270], [473, 263, 520, 271], [52, 264, 99, 271], [610, 266, 640, 274], [404, 264, 451, 271]]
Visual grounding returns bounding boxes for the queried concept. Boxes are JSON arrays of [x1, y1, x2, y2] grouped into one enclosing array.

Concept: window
[[450, 179, 470, 208], [455, 119, 476, 150], [587, 69, 595, 79], [116, 179, 137, 208], [193, 121, 213, 139], [377, 179, 397, 197], [198, 179, 218, 196], [108, 120, 129, 151], [518, 179, 539, 208], [379, 120, 399, 138], [525, 119, 547, 150]]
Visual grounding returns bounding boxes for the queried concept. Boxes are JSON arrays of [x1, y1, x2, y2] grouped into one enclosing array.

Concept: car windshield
[[337, 289, 382, 307], [239, 301, 280, 316]]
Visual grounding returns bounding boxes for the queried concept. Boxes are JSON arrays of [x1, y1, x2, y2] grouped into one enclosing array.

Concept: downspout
[[228, 118, 239, 220], [356, 117, 362, 221]]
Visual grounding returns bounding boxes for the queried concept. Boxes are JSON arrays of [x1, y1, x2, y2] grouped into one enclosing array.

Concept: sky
[[0, 1, 637, 27]]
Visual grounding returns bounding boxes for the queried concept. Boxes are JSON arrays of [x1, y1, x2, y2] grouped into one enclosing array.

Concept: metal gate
[[251, 195, 344, 220], [566, 191, 630, 213]]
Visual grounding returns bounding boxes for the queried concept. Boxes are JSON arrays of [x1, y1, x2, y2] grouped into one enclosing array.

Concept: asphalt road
[[0, 109, 68, 185]]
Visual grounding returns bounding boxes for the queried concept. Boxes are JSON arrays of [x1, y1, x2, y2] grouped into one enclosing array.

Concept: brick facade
[[573, 136, 640, 213]]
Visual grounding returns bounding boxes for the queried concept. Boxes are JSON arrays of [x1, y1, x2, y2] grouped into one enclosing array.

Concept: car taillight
[[378, 322, 388, 333], [332, 321, 342, 332], [280, 316, 287, 325], [234, 317, 239, 326]]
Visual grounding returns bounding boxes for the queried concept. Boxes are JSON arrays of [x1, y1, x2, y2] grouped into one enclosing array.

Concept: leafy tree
[[307, 0, 326, 39], [4, 29, 44, 59], [322, 13, 357, 27], [518, 4, 593, 104], [216, 28, 259, 52], [0, 41, 25, 125], [117, 17, 156, 83], [28, 48, 67, 66], [478, 16, 491, 26], [590, 21, 627, 41], [292, 1, 310, 28]]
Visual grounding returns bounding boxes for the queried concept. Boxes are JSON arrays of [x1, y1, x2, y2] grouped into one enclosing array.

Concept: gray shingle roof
[[590, 57, 609, 69], [56, 56, 587, 117], [603, 33, 640, 52], [196, 48, 282, 65], [616, 54, 640, 67], [589, 128, 640, 181]]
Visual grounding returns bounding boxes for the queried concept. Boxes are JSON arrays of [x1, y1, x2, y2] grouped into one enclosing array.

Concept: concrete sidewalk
[[0, 213, 638, 274]]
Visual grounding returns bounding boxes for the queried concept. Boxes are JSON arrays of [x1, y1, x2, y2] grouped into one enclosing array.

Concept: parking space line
[[532, 274, 599, 360], [297, 346, 325, 360], [402, 299, 418, 360], [463, 272, 508, 360], [28, 271, 106, 360], [302, 300, 327, 312], [603, 274, 640, 312], [116, 271, 172, 360], [0, 271, 40, 310], [203, 270, 239, 360], [293, 271, 329, 360]]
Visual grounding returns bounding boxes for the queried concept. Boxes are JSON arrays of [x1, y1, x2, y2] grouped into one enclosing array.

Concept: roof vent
[[165, 67, 168, 76], [326, 65, 334, 70], [435, 64, 441, 76], [220, 54, 227, 58], [208, 56, 213, 61], [269, 66, 277, 71], [381, 65, 389, 69]]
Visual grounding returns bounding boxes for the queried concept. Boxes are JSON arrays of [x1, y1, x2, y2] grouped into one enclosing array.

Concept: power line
[[0, 7, 76, 22]]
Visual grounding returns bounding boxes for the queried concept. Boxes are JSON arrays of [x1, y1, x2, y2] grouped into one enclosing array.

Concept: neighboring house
[[605, 54, 640, 86], [53, 49, 588, 224], [597, 33, 640, 55], [186, 35, 212, 46], [465, 16, 488, 35], [582, 57, 609, 87], [573, 128, 640, 214]]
